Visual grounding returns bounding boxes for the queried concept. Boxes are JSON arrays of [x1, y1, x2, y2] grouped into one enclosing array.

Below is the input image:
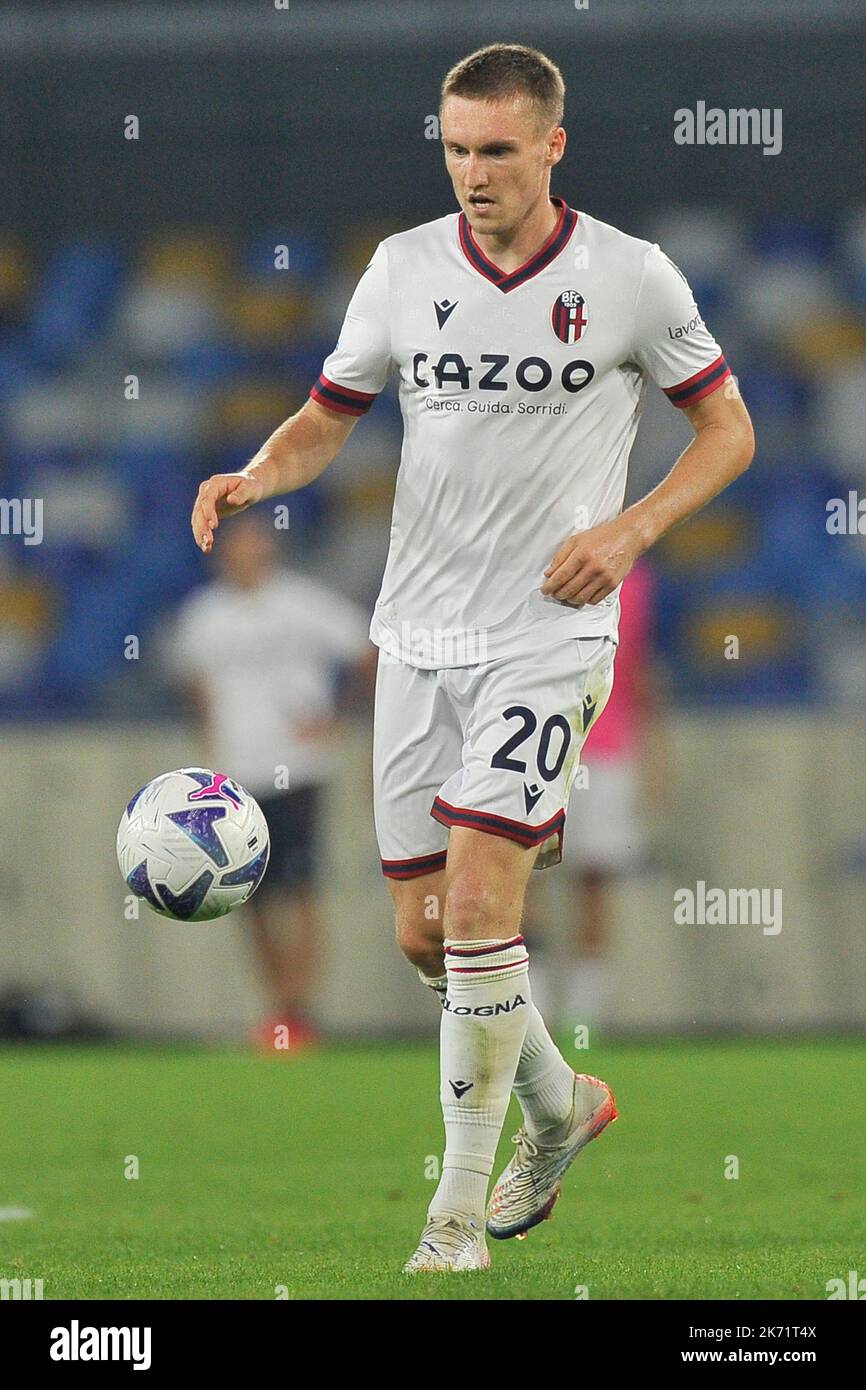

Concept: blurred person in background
[[557, 556, 667, 1026], [171, 511, 376, 1049]]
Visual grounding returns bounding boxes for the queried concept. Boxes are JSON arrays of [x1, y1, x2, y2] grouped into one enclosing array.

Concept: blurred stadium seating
[[3, 208, 866, 713]]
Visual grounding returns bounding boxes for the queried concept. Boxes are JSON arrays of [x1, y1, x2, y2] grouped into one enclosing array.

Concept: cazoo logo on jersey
[[412, 350, 595, 409]]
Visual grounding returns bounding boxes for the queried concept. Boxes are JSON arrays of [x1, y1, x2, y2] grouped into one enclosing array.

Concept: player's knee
[[388, 875, 445, 970], [394, 914, 442, 971], [443, 874, 504, 939]]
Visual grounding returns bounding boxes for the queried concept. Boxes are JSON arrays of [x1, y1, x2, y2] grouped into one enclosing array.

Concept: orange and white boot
[[486, 1073, 618, 1240]]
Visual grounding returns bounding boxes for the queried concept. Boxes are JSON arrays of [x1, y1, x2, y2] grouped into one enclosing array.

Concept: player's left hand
[[541, 516, 644, 606]]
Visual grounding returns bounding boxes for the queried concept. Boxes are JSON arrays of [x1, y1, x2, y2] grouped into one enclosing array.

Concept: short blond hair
[[440, 43, 565, 135]]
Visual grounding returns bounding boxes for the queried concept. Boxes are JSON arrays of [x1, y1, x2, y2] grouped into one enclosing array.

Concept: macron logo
[[434, 298, 458, 329], [50, 1321, 152, 1371], [449, 1079, 474, 1098]]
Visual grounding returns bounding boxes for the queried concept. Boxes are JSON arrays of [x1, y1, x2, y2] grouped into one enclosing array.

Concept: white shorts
[[373, 636, 616, 880], [560, 758, 645, 873]]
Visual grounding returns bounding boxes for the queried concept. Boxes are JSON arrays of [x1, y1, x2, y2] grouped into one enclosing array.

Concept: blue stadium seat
[[244, 231, 328, 284], [752, 216, 835, 263], [26, 240, 125, 369], [172, 340, 244, 387], [0, 332, 39, 400]]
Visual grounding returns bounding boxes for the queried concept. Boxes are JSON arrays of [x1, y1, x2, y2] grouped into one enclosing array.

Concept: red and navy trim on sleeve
[[663, 353, 731, 408], [380, 849, 448, 880], [310, 373, 378, 417]]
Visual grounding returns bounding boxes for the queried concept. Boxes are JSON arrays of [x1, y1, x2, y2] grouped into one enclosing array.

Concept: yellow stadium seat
[[655, 508, 754, 570], [686, 601, 794, 667], [141, 229, 233, 287], [0, 241, 30, 308], [210, 383, 302, 439], [226, 284, 312, 346], [0, 580, 55, 637], [781, 314, 866, 371], [340, 221, 404, 276]]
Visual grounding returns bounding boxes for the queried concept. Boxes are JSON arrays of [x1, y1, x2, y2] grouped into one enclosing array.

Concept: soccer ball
[[117, 767, 270, 921]]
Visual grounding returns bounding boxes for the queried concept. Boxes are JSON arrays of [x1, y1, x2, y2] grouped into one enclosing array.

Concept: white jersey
[[312, 198, 731, 669]]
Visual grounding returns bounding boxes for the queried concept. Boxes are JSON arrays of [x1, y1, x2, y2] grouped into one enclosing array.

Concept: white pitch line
[[0, 1207, 34, 1222]]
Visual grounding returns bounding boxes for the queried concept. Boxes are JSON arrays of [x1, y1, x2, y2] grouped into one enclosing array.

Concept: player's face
[[441, 95, 564, 236]]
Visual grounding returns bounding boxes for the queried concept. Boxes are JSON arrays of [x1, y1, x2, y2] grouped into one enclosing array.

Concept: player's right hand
[[191, 473, 264, 553]]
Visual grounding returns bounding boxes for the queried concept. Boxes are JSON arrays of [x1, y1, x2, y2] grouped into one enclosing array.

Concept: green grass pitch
[[0, 1038, 860, 1300]]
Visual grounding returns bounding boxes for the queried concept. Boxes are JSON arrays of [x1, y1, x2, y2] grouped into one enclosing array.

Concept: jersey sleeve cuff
[[662, 353, 731, 408], [310, 373, 378, 416]]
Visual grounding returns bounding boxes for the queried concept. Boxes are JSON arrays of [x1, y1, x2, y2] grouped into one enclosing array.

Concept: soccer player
[[191, 43, 755, 1272]]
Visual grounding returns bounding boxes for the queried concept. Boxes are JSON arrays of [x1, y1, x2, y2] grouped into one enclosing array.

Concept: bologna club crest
[[551, 290, 588, 344]]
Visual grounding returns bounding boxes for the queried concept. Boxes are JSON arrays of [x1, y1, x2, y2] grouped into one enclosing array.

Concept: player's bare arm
[[191, 398, 358, 553], [542, 382, 755, 607]]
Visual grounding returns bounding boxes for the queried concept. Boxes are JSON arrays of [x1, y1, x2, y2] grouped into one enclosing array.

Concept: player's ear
[[547, 126, 566, 163]]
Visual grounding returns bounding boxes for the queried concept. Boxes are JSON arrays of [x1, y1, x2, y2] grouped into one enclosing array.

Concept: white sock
[[417, 967, 447, 1008], [512, 1004, 577, 1145], [419, 966, 576, 1146], [427, 935, 531, 1223]]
